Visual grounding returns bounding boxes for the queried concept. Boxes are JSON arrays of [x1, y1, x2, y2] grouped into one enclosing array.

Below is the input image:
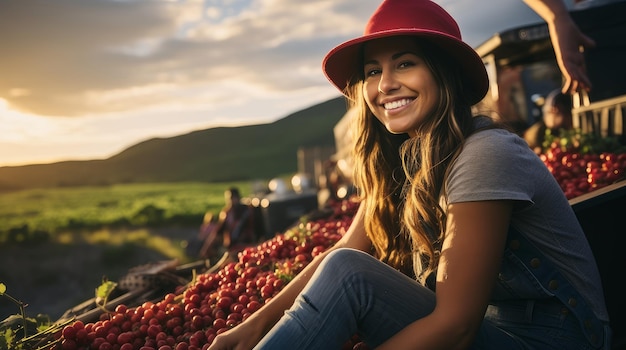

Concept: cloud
[[0, 0, 179, 116], [0, 0, 377, 118], [0, 0, 540, 118], [0, 0, 549, 166]]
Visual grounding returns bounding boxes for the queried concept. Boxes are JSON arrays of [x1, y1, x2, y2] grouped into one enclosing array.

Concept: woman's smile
[[362, 36, 438, 135], [383, 98, 415, 111]]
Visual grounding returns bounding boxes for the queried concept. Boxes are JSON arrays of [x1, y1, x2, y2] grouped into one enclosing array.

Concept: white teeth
[[384, 99, 411, 110]]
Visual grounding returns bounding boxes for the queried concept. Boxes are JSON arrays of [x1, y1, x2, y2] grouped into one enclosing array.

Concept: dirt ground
[[0, 227, 198, 322]]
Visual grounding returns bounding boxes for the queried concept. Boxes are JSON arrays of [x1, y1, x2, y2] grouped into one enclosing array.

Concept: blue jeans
[[254, 248, 606, 349]]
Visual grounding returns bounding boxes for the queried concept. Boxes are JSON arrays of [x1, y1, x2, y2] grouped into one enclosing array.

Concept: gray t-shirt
[[444, 119, 609, 322]]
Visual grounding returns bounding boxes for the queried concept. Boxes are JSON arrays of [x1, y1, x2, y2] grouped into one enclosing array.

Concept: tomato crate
[[570, 180, 626, 348], [572, 94, 626, 145]]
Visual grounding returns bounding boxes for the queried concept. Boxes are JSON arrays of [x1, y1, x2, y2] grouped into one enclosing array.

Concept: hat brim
[[323, 29, 489, 105]]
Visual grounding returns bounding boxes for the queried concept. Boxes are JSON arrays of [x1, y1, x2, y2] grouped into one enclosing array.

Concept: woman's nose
[[377, 72, 399, 94]]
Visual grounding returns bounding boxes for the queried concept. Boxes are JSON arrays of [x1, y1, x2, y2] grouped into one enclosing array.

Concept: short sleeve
[[446, 129, 540, 204]]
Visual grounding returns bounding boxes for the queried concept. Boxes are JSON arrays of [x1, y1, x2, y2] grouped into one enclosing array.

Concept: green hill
[[0, 96, 348, 190]]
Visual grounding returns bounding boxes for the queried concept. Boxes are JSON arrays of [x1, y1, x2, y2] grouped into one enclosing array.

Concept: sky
[[0, 0, 551, 167]]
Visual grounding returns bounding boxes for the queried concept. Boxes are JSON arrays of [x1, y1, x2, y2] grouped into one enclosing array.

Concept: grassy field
[[0, 181, 258, 243], [0, 180, 271, 320]]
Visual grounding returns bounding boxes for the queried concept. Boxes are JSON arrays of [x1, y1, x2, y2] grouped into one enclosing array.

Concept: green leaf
[[2, 328, 15, 349], [95, 280, 117, 300], [0, 283, 6, 295]]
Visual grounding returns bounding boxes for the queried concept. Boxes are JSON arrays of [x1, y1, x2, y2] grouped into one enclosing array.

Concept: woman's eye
[[398, 61, 415, 69], [365, 68, 380, 77]]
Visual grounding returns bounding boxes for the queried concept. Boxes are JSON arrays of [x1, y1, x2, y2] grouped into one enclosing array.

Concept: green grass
[[0, 180, 307, 324], [0, 181, 257, 243]]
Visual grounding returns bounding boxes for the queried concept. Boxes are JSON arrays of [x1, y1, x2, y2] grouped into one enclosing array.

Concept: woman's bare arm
[[376, 200, 513, 350]]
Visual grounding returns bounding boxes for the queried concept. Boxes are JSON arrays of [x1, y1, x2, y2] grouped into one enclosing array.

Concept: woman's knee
[[322, 248, 377, 280], [325, 248, 371, 267]]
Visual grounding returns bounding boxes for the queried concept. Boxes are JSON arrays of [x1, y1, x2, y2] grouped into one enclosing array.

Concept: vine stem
[[3, 292, 28, 338]]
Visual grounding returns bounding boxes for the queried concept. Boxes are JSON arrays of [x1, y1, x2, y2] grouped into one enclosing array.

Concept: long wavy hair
[[346, 38, 481, 284]]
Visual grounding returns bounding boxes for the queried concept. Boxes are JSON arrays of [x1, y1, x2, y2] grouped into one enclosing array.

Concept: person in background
[[316, 160, 341, 206], [523, 0, 596, 94], [524, 89, 574, 153], [198, 187, 257, 259], [208, 1, 610, 349], [317, 159, 357, 207]]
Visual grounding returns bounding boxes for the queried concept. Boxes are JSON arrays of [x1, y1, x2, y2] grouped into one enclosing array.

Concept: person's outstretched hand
[[549, 14, 596, 94], [208, 320, 264, 350]]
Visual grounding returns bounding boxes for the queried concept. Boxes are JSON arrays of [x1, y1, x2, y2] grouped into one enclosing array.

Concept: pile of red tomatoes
[[52, 198, 360, 350], [540, 141, 626, 199]]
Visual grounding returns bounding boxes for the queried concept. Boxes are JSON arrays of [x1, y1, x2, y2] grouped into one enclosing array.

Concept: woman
[[209, 0, 611, 349]]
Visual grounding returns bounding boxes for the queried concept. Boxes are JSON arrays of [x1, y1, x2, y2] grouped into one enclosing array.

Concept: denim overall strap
[[504, 226, 605, 348]]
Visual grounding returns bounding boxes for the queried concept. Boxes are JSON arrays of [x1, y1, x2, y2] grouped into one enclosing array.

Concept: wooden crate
[[570, 180, 626, 348], [572, 93, 626, 143]]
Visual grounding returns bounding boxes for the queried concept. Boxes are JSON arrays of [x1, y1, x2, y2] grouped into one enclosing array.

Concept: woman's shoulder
[[446, 118, 543, 203], [465, 119, 527, 154], [455, 119, 541, 177]]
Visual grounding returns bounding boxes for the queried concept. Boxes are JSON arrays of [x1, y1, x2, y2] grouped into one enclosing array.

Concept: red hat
[[322, 0, 488, 105]]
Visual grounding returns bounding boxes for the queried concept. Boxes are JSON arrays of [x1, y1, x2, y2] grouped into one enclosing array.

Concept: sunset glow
[[0, 0, 542, 167]]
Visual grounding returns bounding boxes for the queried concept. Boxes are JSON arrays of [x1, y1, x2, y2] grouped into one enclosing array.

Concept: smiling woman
[[361, 37, 441, 136], [207, 1, 611, 349]]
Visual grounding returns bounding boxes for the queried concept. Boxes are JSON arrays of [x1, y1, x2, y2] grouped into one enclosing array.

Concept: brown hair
[[346, 39, 480, 284]]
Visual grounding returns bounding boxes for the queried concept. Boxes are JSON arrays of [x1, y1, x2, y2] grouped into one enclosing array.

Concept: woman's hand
[[209, 203, 371, 349], [208, 319, 265, 350]]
